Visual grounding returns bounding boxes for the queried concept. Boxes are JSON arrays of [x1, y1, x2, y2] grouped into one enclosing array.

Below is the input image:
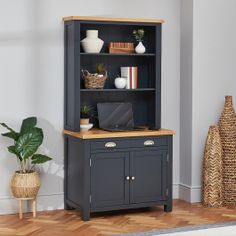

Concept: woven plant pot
[[219, 95, 236, 206], [11, 171, 40, 199], [82, 70, 107, 89], [202, 125, 223, 207]]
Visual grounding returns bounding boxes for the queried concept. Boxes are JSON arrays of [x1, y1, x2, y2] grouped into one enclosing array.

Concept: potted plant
[[96, 63, 106, 75], [0, 117, 52, 199], [133, 29, 145, 54], [82, 63, 107, 89], [80, 104, 95, 125]]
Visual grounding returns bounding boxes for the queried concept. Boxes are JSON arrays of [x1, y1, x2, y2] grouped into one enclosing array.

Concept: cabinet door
[[130, 150, 168, 204], [91, 152, 129, 208]]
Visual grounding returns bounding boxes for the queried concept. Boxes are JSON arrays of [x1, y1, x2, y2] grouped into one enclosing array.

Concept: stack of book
[[121, 67, 138, 89], [109, 42, 134, 54]]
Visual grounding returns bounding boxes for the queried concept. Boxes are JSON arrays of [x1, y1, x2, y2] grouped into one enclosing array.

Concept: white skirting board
[[0, 184, 199, 215], [0, 192, 64, 215], [173, 183, 179, 199], [179, 183, 201, 203]]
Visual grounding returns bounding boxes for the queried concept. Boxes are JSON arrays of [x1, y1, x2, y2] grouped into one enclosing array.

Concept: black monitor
[[97, 103, 134, 129]]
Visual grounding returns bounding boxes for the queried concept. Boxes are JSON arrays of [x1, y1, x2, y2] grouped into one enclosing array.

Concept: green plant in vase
[[96, 63, 107, 79], [133, 29, 146, 54], [96, 63, 106, 75], [0, 117, 52, 199], [80, 104, 95, 124]]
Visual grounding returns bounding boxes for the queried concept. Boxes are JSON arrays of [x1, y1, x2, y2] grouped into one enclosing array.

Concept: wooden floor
[[0, 200, 236, 236]]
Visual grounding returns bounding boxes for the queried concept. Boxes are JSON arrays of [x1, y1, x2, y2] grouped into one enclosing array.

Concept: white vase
[[81, 30, 104, 53], [135, 42, 146, 54], [114, 77, 127, 89]]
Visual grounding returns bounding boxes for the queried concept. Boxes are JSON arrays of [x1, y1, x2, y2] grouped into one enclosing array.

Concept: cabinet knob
[[126, 176, 130, 180], [144, 140, 154, 146], [105, 142, 117, 148], [131, 176, 135, 181]]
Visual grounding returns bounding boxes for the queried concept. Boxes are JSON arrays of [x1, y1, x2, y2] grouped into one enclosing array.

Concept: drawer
[[91, 136, 168, 151]]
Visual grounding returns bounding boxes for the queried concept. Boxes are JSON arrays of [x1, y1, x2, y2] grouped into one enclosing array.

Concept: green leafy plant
[[133, 29, 145, 42], [96, 63, 106, 74], [81, 104, 95, 119], [1, 117, 52, 173]]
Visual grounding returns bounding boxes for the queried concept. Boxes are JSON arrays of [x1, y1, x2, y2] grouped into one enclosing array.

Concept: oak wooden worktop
[[63, 16, 165, 24], [64, 128, 175, 140]]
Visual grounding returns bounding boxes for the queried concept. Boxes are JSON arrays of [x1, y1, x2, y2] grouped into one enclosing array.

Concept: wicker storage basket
[[219, 96, 236, 206], [202, 125, 223, 207], [82, 70, 107, 89], [11, 171, 40, 199]]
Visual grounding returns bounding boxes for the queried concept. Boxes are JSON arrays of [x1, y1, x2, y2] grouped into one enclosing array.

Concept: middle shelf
[[80, 53, 156, 57], [80, 88, 156, 92]]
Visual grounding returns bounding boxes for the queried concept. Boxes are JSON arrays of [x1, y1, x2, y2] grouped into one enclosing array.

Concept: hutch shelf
[[63, 16, 175, 221]]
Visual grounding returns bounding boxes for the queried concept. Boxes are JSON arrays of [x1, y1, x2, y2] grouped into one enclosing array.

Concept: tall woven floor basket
[[219, 96, 236, 206], [202, 125, 223, 207]]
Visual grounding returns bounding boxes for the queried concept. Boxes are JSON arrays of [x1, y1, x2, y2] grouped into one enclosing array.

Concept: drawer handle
[[105, 142, 116, 148], [144, 140, 155, 146]]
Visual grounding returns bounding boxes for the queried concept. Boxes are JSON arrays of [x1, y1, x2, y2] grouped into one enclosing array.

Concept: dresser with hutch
[[63, 16, 175, 221]]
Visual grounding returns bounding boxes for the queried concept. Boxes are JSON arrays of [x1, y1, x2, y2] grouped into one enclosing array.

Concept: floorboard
[[0, 200, 236, 236]]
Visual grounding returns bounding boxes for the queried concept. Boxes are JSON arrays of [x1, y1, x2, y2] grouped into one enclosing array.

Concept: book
[[120, 67, 138, 89], [109, 42, 134, 53]]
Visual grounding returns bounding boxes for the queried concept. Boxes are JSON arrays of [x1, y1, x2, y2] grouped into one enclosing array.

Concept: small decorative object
[[81, 30, 104, 53], [218, 95, 236, 206], [80, 123, 93, 132], [80, 104, 94, 125], [114, 76, 127, 89], [121, 67, 138, 89], [135, 42, 146, 54], [109, 42, 134, 54], [202, 125, 223, 207], [133, 29, 146, 54], [82, 63, 107, 89], [0, 117, 52, 219]]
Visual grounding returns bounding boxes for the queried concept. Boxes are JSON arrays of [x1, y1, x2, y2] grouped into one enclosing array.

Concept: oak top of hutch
[[63, 16, 165, 24]]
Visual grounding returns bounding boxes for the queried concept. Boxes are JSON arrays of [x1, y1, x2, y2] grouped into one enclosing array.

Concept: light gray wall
[[192, 0, 236, 194], [0, 0, 181, 214], [180, 0, 236, 202], [180, 0, 193, 201]]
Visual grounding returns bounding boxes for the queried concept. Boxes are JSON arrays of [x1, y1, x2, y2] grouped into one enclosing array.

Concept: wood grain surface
[[63, 16, 165, 23], [0, 200, 236, 236], [64, 128, 175, 139]]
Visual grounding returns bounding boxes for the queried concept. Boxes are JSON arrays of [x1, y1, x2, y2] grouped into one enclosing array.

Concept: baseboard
[[173, 183, 179, 199], [0, 192, 64, 215], [179, 183, 201, 203], [0, 183, 198, 215]]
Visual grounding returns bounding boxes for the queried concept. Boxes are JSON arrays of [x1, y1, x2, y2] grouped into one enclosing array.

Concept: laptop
[[97, 102, 145, 132]]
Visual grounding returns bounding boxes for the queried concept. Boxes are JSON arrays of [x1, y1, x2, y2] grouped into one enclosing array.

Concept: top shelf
[[80, 53, 155, 57], [63, 16, 165, 24]]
